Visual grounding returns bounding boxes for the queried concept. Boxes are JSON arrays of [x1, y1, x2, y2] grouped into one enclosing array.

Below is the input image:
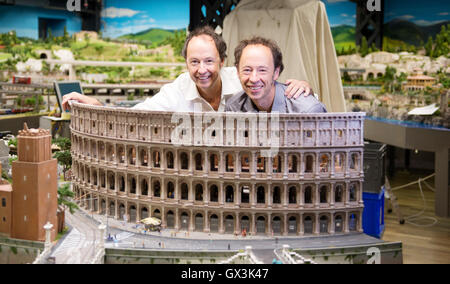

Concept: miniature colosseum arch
[[180, 152, 189, 170], [166, 210, 175, 228], [288, 153, 299, 173], [140, 178, 149, 195], [288, 185, 298, 204], [335, 183, 345, 203], [180, 183, 189, 200], [141, 207, 149, 219], [209, 184, 219, 202], [209, 214, 219, 232], [70, 103, 365, 236], [256, 185, 266, 204], [272, 185, 282, 204], [303, 185, 314, 205], [222, 214, 233, 233], [166, 181, 175, 199], [152, 179, 161, 197], [225, 185, 234, 203]]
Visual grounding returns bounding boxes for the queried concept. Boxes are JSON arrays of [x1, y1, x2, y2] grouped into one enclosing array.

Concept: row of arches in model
[[72, 171, 361, 208], [72, 137, 363, 177], [76, 189, 363, 236]]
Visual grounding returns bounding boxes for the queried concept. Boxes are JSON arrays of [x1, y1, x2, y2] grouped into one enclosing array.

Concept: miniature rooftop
[[18, 123, 50, 137]]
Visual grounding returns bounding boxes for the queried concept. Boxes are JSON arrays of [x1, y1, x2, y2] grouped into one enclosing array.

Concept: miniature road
[[50, 211, 101, 264], [50, 207, 385, 264]]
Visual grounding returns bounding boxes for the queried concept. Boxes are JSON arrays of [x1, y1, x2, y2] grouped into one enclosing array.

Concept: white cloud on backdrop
[[414, 19, 447, 26], [101, 7, 141, 18], [398, 15, 415, 20]]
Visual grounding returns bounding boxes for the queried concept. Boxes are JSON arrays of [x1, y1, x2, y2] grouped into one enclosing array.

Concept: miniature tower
[[11, 123, 57, 242]]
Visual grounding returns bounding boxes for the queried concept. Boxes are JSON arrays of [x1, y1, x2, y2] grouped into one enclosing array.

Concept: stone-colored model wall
[[104, 248, 239, 264], [0, 237, 43, 264], [70, 103, 365, 236]]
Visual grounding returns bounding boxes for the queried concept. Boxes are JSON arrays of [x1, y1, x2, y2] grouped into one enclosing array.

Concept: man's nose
[[249, 70, 259, 82], [198, 62, 208, 73]]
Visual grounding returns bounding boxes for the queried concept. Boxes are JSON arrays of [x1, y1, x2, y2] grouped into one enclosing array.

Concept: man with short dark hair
[[226, 37, 327, 113]]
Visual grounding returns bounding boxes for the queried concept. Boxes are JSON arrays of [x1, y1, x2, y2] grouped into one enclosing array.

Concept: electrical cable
[[389, 173, 438, 228]]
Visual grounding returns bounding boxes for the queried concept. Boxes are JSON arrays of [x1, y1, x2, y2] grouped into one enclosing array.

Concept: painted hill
[[384, 19, 450, 46], [331, 25, 356, 50], [119, 28, 183, 45]]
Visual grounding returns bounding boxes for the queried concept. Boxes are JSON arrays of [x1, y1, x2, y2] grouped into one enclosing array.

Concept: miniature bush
[[7, 138, 17, 147], [52, 137, 71, 151]]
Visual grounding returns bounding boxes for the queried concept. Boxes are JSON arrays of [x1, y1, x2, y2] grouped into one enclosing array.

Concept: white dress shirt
[[132, 67, 243, 112]]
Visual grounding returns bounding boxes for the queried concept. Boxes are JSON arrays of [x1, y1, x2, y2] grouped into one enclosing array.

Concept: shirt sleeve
[[305, 102, 328, 113], [131, 83, 179, 111]]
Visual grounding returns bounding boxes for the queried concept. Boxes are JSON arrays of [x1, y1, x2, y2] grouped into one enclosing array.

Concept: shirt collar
[[183, 68, 237, 102], [241, 81, 286, 113]]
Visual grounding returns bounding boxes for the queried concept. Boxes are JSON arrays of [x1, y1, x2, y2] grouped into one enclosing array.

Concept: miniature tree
[[162, 29, 187, 57], [47, 28, 53, 43], [63, 25, 69, 41], [384, 66, 397, 93], [425, 36, 433, 57], [53, 137, 72, 180], [54, 151, 72, 180], [370, 43, 379, 53], [396, 72, 408, 93], [432, 25, 449, 58], [53, 137, 71, 151], [57, 183, 79, 232], [360, 36, 369, 57]]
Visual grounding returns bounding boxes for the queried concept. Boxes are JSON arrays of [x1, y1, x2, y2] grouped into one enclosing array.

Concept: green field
[[331, 25, 356, 51], [0, 52, 12, 61], [120, 28, 179, 46], [334, 41, 356, 51]]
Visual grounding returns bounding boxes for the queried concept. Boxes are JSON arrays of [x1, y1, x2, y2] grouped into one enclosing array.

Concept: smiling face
[[185, 35, 224, 97], [237, 44, 280, 110]]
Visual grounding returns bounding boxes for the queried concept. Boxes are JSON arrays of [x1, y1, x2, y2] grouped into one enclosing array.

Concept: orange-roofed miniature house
[[11, 123, 57, 242]]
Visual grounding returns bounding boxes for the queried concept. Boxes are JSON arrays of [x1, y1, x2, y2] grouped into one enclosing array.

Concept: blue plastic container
[[363, 187, 385, 238]]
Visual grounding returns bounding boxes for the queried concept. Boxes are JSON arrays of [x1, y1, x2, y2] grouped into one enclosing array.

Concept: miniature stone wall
[[104, 248, 239, 264], [0, 237, 43, 264]]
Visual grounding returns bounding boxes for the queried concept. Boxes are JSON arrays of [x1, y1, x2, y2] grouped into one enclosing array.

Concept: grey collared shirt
[[225, 81, 327, 113]]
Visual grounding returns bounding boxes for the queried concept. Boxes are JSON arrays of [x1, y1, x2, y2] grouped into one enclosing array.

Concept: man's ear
[[273, 67, 281, 81]]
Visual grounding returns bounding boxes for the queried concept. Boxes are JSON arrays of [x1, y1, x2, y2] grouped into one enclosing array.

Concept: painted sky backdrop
[[102, 0, 190, 38], [384, 0, 449, 26], [101, 0, 449, 38], [323, 0, 449, 27], [322, 0, 356, 27]]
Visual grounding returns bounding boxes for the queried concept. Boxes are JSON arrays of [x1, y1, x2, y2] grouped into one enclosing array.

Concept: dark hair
[[234, 36, 284, 74], [181, 26, 227, 62]]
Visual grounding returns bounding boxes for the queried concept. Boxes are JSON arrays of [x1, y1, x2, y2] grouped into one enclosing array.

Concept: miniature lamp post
[[44, 222, 53, 251]]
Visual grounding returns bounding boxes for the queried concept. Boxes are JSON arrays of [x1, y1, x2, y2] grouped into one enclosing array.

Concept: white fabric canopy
[[223, 0, 346, 112]]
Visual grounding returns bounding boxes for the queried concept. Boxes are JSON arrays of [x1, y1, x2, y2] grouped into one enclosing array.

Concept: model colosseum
[[70, 102, 365, 237]]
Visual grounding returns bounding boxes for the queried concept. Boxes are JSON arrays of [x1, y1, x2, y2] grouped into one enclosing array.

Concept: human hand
[[284, 79, 313, 99], [61, 92, 102, 111]]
